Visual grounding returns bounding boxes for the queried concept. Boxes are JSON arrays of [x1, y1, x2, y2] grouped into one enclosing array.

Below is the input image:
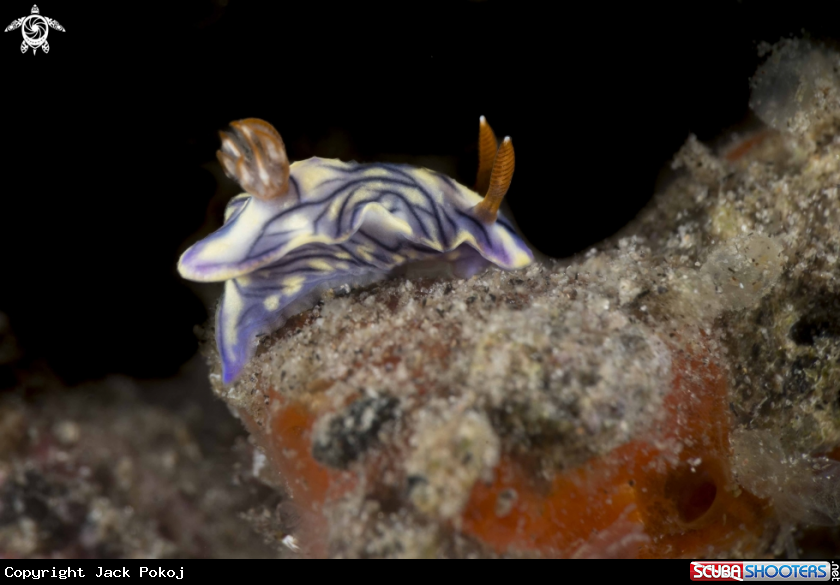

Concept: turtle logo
[[4, 5, 64, 54]]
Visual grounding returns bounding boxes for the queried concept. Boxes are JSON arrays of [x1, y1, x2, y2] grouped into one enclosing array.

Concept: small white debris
[[252, 449, 267, 477], [281, 534, 300, 552]]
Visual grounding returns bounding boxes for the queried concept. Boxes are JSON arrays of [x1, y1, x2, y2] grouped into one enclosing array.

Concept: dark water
[[1, 0, 835, 381]]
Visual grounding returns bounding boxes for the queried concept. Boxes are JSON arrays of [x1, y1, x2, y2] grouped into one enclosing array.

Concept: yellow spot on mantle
[[264, 295, 280, 311], [284, 275, 305, 296], [308, 259, 334, 271]]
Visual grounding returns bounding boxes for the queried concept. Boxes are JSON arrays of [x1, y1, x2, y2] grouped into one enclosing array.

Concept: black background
[[0, 0, 835, 383]]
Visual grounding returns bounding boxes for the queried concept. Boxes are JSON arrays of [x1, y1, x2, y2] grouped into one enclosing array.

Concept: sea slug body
[[179, 117, 533, 383]]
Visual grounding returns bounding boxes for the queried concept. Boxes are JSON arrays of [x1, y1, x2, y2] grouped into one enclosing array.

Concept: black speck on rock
[[783, 355, 819, 397], [312, 396, 399, 470]]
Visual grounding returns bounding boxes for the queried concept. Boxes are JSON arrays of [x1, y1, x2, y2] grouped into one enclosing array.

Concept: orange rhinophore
[[216, 118, 290, 201], [475, 115, 499, 197], [473, 117, 515, 224]]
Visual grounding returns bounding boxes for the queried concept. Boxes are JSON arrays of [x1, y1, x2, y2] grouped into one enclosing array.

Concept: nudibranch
[[178, 117, 534, 383]]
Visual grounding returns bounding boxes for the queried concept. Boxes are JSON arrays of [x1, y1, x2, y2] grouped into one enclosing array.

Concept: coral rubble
[[0, 332, 280, 559]]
